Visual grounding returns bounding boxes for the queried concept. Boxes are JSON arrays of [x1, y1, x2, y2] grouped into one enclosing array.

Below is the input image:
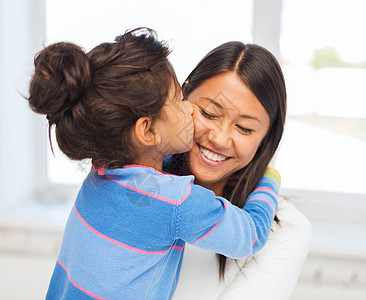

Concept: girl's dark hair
[[166, 42, 287, 280], [27, 28, 179, 169]]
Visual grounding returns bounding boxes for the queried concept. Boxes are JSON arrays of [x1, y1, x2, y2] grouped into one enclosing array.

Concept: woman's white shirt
[[173, 200, 312, 300]]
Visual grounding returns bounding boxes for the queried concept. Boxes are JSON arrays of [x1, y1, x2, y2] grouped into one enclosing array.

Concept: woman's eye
[[236, 124, 253, 134], [200, 108, 217, 120]]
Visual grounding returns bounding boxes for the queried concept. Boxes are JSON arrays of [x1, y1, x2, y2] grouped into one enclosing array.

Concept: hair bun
[[28, 42, 91, 124]]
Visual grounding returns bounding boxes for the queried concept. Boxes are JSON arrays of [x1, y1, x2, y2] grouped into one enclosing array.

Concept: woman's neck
[[183, 155, 227, 196], [194, 179, 227, 197]]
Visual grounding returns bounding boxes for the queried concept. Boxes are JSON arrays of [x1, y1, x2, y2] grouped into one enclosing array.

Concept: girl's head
[[28, 28, 193, 169]]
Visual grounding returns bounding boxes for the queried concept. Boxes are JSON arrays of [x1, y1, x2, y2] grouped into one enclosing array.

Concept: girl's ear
[[133, 117, 161, 146]]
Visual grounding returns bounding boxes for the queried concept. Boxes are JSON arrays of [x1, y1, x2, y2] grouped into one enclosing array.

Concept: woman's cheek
[[240, 139, 261, 163], [192, 115, 209, 139]]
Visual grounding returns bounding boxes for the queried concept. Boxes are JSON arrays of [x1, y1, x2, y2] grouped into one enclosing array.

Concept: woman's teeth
[[200, 146, 228, 162]]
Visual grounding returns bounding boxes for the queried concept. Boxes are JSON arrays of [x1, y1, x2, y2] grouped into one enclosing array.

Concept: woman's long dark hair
[[166, 42, 287, 280]]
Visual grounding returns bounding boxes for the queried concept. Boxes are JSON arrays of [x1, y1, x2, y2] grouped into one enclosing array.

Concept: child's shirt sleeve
[[175, 168, 280, 259]]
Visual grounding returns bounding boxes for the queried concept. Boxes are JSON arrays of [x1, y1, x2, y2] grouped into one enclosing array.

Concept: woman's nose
[[208, 124, 232, 149]]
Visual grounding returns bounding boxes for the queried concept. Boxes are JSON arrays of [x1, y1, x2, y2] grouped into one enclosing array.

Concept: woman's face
[[186, 71, 270, 194]]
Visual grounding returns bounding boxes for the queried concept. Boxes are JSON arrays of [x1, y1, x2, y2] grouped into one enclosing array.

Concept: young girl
[[27, 28, 280, 299]]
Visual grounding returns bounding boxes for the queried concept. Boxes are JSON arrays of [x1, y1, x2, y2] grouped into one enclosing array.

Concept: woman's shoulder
[[266, 199, 313, 258], [276, 199, 313, 238]]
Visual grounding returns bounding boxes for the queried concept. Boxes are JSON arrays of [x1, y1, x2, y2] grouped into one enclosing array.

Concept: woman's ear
[[133, 117, 160, 147]]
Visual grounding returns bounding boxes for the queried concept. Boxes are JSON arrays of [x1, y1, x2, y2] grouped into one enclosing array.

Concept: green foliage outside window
[[310, 47, 366, 69]]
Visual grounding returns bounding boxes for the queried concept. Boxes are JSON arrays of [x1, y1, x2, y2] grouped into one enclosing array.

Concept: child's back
[[49, 167, 188, 299]]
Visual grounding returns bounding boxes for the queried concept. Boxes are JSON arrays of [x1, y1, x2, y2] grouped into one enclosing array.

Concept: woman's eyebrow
[[201, 97, 224, 109], [202, 97, 261, 124], [239, 113, 261, 124]]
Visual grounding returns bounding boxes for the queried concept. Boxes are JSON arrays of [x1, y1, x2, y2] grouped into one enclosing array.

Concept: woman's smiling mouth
[[199, 145, 230, 165]]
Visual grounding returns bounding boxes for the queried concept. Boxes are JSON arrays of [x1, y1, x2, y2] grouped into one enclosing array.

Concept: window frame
[[0, 0, 79, 218], [252, 0, 366, 225]]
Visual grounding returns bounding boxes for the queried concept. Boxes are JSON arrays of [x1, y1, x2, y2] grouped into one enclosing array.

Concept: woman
[[167, 42, 312, 299]]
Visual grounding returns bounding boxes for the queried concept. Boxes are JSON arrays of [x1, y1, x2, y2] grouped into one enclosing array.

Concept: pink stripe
[[191, 220, 222, 245], [238, 235, 257, 260], [57, 259, 107, 300], [238, 234, 256, 259], [123, 164, 165, 175], [74, 204, 175, 255], [238, 234, 258, 259], [177, 182, 192, 205], [246, 197, 275, 215], [192, 200, 228, 245], [238, 234, 257, 260], [105, 174, 191, 206], [160, 170, 179, 177], [254, 187, 277, 199], [238, 249, 253, 260], [172, 244, 185, 251], [95, 164, 165, 176]]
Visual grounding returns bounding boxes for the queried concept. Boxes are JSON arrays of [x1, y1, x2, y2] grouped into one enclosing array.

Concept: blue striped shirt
[[46, 165, 280, 299]]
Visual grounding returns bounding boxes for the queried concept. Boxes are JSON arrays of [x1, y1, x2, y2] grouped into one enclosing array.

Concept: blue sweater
[[46, 165, 280, 300]]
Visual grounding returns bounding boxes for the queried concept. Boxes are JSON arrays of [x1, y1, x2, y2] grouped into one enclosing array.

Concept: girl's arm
[[242, 168, 282, 254], [218, 200, 312, 300], [172, 201, 312, 299], [177, 168, 281, 259]]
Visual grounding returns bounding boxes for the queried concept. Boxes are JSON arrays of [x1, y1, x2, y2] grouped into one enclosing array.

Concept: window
[[274, 0, 366, 196]]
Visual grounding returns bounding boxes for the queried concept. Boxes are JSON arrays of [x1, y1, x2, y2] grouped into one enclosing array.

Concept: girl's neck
[[135, 155, 164, 172]]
